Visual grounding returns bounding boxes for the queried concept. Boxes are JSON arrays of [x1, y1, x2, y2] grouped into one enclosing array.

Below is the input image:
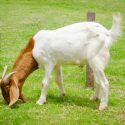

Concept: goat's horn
[[4, 72, 16, 83], [2, 65, 8, 79]]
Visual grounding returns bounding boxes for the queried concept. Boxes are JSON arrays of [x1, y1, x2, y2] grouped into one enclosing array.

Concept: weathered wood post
[[85, 12, 95, 88]]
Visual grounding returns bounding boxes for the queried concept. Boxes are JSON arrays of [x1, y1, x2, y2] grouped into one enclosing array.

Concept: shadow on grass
[[0, 98, 27, 109], [47, 94, 100, 109], [0, 93, 99, 109], [0, 95, 118, 110]]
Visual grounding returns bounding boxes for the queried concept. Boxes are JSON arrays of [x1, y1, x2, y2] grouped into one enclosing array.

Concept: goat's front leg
[[55, 65, 65, 96], [19, 94, 26, 102], [36, 63, 54, 105], [19, 85, 26, 102]]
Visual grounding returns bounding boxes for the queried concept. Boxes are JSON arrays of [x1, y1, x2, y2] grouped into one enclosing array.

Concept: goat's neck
[[12, 38, 38, 87], [13, 52, 38, 83]]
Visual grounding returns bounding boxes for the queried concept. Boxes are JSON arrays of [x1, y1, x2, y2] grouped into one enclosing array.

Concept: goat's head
[[0, 66, 19, 106]]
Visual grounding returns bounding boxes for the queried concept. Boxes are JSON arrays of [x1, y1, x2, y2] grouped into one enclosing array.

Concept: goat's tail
[[109, 13, 122, 47]]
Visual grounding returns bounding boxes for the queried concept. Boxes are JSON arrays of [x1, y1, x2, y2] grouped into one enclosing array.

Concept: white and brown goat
[[0, 13, 122, 110]]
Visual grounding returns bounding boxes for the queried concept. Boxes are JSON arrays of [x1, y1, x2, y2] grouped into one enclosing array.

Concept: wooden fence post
[[85, 12, 95, 88]]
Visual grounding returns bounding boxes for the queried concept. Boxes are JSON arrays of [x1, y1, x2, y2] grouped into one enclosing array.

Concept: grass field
[[0, 0, 125, 125]]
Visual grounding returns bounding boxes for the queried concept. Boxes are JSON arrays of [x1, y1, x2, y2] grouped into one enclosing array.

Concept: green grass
[[0, 0, 125, 125]]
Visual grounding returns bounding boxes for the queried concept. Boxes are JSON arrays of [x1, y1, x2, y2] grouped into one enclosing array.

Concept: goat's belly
[[53, 54, 86, 65], [33, 48, 86, 67]]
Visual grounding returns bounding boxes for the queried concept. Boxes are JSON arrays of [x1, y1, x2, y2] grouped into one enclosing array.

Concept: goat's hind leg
[[89, 59, 109, 110], [91, 82, 101, 101]]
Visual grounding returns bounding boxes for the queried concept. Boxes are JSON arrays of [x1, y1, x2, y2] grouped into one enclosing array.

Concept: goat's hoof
[[99, 103, 108, 111], [36, 98, 46, 105]]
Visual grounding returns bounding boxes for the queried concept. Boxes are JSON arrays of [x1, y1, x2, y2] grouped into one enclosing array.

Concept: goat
[[0, 13, 122, 110]]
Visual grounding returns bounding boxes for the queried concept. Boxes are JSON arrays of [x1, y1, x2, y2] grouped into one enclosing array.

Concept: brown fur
[[0, 38, 38, 105], [13, 38, 38, 81]]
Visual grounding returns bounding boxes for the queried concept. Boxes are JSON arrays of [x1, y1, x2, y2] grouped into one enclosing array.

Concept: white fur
[[32, 13, 122, 110]]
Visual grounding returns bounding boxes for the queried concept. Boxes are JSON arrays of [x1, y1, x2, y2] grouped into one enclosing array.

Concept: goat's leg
[[90, 73, 102, 101], [94, 70, 109, 110], [55, 65, 65, 96], [89, 59, 109, 110], [99, 75, 109, 110], [19, 94, 26, 102], [19, 85, 26, 102], [36, 63, 54, 105], [91, 83, 101, 101]]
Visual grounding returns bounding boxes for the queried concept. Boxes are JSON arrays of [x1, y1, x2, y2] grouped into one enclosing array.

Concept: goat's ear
[[9, 78, 19, 107]]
